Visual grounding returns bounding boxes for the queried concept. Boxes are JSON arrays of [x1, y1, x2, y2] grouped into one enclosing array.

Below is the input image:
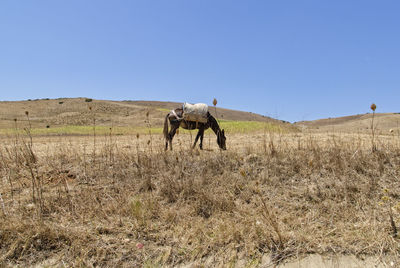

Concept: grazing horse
[[163, 107, 226, 151]]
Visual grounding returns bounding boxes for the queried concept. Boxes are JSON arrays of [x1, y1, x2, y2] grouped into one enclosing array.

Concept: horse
[[163, 107, 226, 151]]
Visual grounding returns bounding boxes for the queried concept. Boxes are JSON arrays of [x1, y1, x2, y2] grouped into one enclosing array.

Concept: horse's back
[[183, 103, 208, 123]]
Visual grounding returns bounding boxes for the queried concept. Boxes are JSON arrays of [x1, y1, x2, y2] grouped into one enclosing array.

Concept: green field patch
[[156, 108, 171, 113], [0, 120, 289, 136], [162, 120, 286, 134], [0, 125, 164, 136], [217, 119, 286, 133]]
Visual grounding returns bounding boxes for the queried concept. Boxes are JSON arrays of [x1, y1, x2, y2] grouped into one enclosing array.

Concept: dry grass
[[1, 131, 400, 267]]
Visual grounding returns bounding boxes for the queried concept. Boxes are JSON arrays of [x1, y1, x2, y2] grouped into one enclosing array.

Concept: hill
[[0, 98, 292, 132], [295, 113, 400, 134]]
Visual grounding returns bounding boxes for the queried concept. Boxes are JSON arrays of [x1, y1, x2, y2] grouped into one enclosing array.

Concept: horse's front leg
[[199, 129, 205, 150], [193, 129, 202, 149]]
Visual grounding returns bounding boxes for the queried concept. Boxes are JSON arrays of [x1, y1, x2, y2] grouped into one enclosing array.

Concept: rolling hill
[[0, 98, 292, 131], [3, 98, 399, 135], [295, 112, 400, 134]]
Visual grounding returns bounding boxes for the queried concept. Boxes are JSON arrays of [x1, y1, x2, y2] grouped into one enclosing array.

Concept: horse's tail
[[163, 113, 169, 139]]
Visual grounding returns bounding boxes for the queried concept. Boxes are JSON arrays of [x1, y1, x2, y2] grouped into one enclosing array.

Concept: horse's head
[[217, 129, 226, 150]]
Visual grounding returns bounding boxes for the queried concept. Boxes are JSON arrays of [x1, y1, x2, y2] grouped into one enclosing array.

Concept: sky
[[0, 1, 399, 122]]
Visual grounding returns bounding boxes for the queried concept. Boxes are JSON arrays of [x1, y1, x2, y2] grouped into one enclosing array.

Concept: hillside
[[295, 113, 400, 134], [0, 98, 291, 131]]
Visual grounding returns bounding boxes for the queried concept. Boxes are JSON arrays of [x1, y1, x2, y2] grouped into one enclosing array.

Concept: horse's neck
[[209, 115, 221, 135], [175, 108, 183, 117]]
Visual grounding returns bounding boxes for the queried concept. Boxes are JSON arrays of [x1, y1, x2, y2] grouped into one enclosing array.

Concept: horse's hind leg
[[168, 124, 179, 151], [193, 130, 202, 149], [165, 132, 171, 151], [193, 128, 204, 150]]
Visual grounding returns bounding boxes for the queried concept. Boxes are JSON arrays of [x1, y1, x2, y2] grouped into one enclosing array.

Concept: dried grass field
[[1, 130, 400, 267]]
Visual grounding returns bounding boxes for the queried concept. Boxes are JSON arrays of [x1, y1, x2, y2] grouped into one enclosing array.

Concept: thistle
[[370, 103, 377, 152], [213, 98, 219, 123]]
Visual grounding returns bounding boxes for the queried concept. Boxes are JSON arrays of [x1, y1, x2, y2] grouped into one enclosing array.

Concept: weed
[[370, 103, 377, 151]]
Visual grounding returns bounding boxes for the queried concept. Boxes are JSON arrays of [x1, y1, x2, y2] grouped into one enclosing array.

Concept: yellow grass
[[0, 132, 399, 267]]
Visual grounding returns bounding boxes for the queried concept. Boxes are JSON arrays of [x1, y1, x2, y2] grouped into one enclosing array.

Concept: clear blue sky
[[1, 1, 399, 122]]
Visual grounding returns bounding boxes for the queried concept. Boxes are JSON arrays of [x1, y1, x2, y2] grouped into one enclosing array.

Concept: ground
[[0, 99, 399, 267], [1, 130, 400, 267]]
